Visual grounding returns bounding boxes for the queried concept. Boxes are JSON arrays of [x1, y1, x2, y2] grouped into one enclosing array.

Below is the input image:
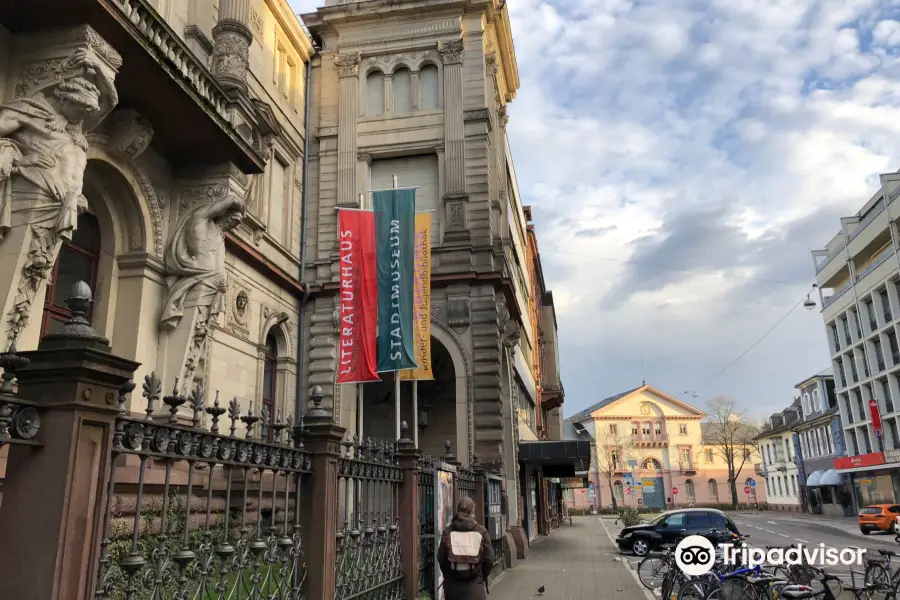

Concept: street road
[[615, 511, 900, 593], [731, 511, 897, 580]]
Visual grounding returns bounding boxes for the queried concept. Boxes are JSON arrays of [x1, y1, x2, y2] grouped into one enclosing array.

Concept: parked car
[[857, 504, 900, 534], [615, 508, 741, 557]]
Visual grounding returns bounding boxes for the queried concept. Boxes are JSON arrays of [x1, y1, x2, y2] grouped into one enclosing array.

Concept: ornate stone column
[[0, 25, 121, 349], [211, 0, 253, 92], [335, 52, 361, 207], [439, 39, 468, 242]]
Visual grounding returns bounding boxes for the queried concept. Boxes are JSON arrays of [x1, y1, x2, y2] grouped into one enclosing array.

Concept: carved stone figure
[[0, 46, 119, 341], [160, 186, 249, 331]]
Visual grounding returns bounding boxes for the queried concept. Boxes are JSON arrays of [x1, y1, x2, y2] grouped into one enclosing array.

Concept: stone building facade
[[0, 0, 312, 438], [300, 0, 522, 459], [297, 0, 573, 553]]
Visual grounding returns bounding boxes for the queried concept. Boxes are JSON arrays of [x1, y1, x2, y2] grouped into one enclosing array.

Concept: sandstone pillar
[[0, 282, 139, 600], [336, 52, 361, 207], [439, 39, 469, 243], [397, 428, 421, 600], [300, 385, 347, 600]]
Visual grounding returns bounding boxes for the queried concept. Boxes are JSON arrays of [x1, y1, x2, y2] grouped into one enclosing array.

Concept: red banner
[[834, 452, 884, 470], [337, 210, 380, 384], [869, 398, 884, 438]]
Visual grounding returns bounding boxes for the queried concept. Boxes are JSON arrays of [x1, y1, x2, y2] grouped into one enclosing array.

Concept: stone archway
[[358, 334, 468, 462]]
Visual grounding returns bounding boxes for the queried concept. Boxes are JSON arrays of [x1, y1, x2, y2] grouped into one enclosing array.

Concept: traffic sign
[[626, 488, 631, 496], [672, 487, 678, 495], [688, 501, 694, 508], [748, 479, 756, 488], [744, 486, 751, 494]]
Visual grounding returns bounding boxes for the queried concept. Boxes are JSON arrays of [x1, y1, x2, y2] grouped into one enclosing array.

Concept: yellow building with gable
[[568, 384, 768, 510]]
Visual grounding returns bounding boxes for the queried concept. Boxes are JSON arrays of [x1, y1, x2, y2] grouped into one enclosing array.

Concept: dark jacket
[[437, 513, 495, 600]]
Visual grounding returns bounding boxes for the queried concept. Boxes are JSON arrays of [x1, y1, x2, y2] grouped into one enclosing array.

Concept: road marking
[[796, 539, 810, 543], [767, 521, 779, 525], [764, 530, 776, 534], [779, 534, 790, 538]]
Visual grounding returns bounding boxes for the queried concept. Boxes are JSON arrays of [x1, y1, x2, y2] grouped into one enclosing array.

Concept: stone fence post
[[396, 425, 421, 600], [300, 386, 346, 600], [0, 283, 139, 600]]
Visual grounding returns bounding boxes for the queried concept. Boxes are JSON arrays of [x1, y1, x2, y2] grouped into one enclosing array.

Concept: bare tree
[[703, 396, 760, 509], [595, 431, 633, 511]]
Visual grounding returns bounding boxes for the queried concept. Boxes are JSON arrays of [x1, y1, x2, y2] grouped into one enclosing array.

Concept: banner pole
[[413, 381, 419, 448], [392, 172, 402, 442], [358, 383, 364, 438]]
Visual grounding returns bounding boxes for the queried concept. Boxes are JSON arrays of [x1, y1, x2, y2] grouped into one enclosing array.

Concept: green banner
[[374, 189, 417, 372]]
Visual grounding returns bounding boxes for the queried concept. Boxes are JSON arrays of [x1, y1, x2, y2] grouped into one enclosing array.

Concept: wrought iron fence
[[417, 457, 436, 600], [456, 464, 476, 503], [334, 434, 404, 600], [95, 373, 312, 600], [0, 338, 41, 448], [486, 475, 505, 568]]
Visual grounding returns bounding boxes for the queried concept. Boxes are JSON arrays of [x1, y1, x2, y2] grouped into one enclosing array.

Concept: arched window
[[392, 67, 411, 113], [812, 389, 821, 412], [42, 213, 101, 336], [419, 64, 439, 109], [613, 480, 624, 500], [641, 457, 662, 470], [262, 333, 278, 440], [366, 70, 384, 116], [708, 479, 718, 498], [685, 479, 695, 498]]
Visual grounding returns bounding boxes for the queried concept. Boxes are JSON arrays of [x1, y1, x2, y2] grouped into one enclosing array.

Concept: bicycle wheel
[[638, 556, 669, 590], [677, 578, 717, 600], [865, 562, 891, 589]]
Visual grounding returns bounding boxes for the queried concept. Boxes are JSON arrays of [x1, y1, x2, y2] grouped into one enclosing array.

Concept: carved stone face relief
[[235, 290, 249, 322]]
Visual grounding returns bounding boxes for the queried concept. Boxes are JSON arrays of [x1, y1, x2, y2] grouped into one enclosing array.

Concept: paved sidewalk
[[488, 517, 651, 600]]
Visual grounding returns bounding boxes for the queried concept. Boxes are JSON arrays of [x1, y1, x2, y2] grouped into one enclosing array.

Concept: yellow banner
[[399, 213, 433, 380]]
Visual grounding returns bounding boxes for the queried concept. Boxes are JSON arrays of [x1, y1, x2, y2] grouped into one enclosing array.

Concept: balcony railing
[[632, 434, 669, 446], [679, 460, 696, 473]]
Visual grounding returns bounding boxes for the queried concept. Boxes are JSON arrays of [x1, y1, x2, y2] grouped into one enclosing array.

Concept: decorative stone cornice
[[335, 52, 361, 78], [438, 39, 464, 65]]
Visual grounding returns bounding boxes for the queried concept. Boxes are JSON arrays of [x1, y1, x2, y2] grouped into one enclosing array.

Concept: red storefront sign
[[869, 399, 884, 438], [834, 452, 885, 470]]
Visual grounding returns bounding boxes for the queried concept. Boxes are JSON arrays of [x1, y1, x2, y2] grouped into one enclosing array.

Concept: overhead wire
[[692, 285, 818, 390]]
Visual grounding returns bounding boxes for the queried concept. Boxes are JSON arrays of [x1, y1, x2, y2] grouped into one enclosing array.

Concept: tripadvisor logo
[[674, 536, 866, 576]]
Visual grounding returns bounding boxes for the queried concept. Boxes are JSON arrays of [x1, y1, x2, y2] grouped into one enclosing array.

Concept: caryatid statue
[[0, 45, 119, 342], [159, 181, 251, 393], [160, 187, 250, 331]]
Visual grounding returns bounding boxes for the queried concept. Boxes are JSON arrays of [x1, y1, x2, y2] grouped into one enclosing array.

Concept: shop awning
[[819, 469, 846, 486], [518, 440, 591, 478], [806, 470, 824, 487]]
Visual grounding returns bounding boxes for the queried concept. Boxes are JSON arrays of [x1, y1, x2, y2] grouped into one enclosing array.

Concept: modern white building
[[812, 172, 900, 506]]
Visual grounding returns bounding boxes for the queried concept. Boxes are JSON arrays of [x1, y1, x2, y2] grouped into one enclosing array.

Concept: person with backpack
[[437, 496, 495, 600]]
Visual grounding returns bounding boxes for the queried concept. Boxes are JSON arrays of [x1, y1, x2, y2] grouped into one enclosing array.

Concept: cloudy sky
[[290, 0, 900, 419]]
